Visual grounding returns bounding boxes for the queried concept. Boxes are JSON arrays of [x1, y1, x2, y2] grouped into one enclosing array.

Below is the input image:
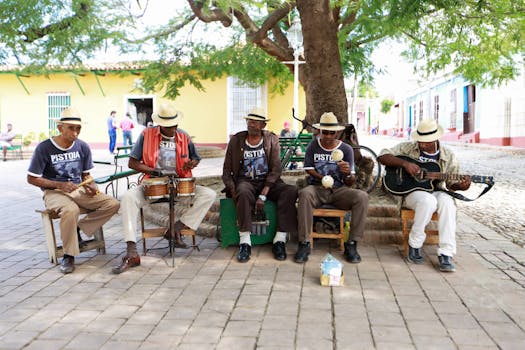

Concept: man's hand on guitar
[[403, 161, 421, 177], [450, 176, 471, 191]]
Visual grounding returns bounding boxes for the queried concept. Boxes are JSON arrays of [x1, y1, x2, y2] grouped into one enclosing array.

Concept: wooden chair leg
[[140, 208, 147, 255]]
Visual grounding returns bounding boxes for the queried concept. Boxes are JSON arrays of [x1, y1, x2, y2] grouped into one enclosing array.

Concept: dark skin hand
[[309, 128, 355, 186], [243, 119, 270, 212]]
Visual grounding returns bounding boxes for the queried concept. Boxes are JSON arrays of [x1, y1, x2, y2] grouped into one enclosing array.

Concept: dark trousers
[[297, 185, 369, 242], [235, 180, 298, 234]]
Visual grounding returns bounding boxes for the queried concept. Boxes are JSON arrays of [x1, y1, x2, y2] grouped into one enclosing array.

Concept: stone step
[[144, 175, 407, 245], [196, 146, 225, 158]]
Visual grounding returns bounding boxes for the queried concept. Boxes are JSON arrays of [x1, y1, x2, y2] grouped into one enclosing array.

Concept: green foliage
[[23, 132, 35, 146], [139, 43, 292, 99], [401, 0, 525, 86], [0, 0, 523, 95], [0, 0, 125, 65], [38, 132, 48, 142], [380, 99, 395, 114]]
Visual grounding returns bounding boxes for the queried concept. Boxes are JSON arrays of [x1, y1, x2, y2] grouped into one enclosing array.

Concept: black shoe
[[77, 227, 87, 248], [237, 243, 251, 263], [407, 246, 424, 264], [294, 241, 311, 263], [60, 255, 75, 274], [272, 241, 287, 261], [344, 240, 361, 263], [438, 255, 456, 272]]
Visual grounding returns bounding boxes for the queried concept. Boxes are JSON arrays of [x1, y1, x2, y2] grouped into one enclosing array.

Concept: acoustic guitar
[[383, 155, 494, 195]]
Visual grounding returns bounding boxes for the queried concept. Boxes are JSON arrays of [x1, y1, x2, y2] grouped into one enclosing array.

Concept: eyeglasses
[[321, 130, 336, 135]]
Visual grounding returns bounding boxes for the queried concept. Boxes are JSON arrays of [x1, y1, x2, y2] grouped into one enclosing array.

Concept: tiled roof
[[0, 61, 148, 73]]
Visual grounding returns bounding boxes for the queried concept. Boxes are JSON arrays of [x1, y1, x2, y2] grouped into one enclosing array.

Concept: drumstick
[[77, 178, 94, 188]]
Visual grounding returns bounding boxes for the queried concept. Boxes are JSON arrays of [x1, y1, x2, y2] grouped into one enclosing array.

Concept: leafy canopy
[[1, 0, 523, 96]]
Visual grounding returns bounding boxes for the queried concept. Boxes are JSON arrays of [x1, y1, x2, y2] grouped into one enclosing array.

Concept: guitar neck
[[424, 172, 464, 181], [424, 172, 493, 184]]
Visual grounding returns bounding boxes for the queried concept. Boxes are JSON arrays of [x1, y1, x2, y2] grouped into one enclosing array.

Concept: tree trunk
[[297, 0, 348, 127]]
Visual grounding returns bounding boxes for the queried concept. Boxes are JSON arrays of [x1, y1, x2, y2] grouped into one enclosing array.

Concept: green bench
[[279, 132, 313, 167], [94, 146, 139, 197], [5, 134, 23, 160]]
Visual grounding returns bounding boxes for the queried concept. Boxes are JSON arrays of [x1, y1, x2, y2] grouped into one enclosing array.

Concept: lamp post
[[285, 17, 304, 131]]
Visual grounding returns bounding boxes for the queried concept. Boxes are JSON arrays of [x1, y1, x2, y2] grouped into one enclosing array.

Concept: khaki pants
[[43, 188, 120, 256]]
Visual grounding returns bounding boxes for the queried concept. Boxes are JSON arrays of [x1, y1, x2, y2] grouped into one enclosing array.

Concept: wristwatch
[[258, 194, 267, 202]]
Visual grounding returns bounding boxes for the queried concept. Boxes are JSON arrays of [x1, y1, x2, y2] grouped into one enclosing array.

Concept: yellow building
[[0, 64, 305, 149]]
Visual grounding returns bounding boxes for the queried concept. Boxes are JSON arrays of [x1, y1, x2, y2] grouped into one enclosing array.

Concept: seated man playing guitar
[[377, 119, 471, 272]]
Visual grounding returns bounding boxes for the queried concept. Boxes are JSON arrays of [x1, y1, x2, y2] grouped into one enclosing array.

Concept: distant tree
[[381, 99, 395, 114], [1, 0, 523, 125]]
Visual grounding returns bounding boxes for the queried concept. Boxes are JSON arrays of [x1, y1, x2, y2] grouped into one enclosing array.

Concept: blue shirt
[[28, 138, 93, 185]]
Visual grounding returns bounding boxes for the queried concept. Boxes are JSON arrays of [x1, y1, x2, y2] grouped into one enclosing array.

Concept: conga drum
[[142, 177, 169, 200], [176, 177, 196, 197]]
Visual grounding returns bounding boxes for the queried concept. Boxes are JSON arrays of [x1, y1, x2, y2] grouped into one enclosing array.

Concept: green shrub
[[23, 132, 36, 146]]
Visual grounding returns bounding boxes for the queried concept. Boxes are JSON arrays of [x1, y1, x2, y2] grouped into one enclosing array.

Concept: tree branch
[[131, 14, 197, 43], [186, 0, 233, 26], [19, 0, 92, 43]]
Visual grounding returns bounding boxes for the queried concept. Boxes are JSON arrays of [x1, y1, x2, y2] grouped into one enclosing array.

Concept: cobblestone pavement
[[1, 140, 525, 349]]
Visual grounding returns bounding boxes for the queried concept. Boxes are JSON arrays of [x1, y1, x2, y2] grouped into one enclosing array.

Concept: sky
[[370, 40, 421, 99], [109, 1, 420, 99]]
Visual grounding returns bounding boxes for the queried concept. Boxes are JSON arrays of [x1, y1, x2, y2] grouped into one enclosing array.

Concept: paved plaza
[[1, 139, 525, 349]]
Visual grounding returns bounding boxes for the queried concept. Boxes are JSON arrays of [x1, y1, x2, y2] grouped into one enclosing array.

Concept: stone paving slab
[[1, 153, 525, 349]]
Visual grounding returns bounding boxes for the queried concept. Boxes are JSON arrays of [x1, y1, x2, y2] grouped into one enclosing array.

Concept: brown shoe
[[163, 226, 188, 249], [112, 255, 140, 274]]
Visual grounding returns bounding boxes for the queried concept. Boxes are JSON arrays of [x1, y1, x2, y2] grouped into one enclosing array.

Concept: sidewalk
[[1, 154, 525, 349]]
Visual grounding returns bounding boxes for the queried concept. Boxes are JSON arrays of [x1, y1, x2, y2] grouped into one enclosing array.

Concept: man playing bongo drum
[[112, 102, 216, 274]]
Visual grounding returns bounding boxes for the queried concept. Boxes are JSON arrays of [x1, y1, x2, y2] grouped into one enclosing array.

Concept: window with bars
[[47, 94, 70, 136], [433, 95, 440, 121], [227, 77, 266, 135], [419, 100, 423, 120]]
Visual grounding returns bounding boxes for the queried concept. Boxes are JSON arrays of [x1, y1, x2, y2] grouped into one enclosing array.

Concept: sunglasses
[[321, 130, 336, 135]]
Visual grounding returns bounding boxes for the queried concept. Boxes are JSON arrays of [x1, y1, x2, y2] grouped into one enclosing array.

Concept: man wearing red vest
[[112, 103, 216, 274]]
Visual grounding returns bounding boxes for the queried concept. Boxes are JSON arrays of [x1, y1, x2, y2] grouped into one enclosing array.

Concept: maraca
[[331, 149, 344, 162], [321, 175, 334, 189]]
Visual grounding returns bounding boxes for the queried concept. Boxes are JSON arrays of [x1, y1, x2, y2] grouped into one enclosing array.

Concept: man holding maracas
[[295, 112, 369, 263]]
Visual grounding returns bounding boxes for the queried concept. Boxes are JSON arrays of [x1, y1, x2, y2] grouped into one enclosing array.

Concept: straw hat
[[58, 107, 83, 125], [411, 119, 444, 142], [152, 103, 184, 127], [244, 107, 270, 122], [313, 112, 345, 131]]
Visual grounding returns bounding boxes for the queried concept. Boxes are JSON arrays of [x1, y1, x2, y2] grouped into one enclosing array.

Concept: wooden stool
[[401, 208, 439, 257], [36, 209, 106, 265], [310, 208, 348, 251], [140, 208, 197, 255]]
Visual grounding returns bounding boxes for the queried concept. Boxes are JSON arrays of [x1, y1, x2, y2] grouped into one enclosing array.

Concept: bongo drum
[[142, 177, 169, 200], [176, 177, 196, 197]]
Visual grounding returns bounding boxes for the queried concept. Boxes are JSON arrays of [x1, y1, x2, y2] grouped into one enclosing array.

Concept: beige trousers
[[43, 188, 120, 256]]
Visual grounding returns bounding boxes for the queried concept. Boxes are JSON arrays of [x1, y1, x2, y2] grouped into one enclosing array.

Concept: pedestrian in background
[[120, 112, 135, 152], [107, 110, 117, 154], [0, 123, 16, 161]]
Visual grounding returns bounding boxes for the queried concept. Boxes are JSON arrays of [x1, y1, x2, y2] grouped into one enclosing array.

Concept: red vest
[[142, 127, 192, 179]]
